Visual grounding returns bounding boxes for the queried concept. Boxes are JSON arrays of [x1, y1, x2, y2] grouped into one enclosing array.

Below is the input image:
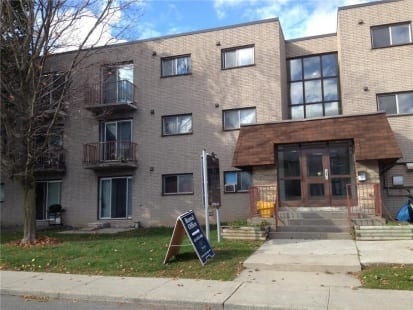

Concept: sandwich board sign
[[164, 210, 215, 266]]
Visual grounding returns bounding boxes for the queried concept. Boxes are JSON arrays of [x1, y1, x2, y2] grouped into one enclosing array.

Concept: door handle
[[324, 169, 329, 181]]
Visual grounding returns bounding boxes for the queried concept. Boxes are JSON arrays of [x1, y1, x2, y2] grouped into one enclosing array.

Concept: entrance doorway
[[278, 141, 354, 207]]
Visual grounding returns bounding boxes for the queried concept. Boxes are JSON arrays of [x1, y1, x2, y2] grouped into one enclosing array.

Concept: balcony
[[83, 141, 138, 170], [85, 80, 137, 115], [34, 150, 66, 175]]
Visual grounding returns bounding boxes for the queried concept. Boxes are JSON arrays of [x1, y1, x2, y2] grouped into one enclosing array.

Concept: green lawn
[[360, 265, 413, 290], [0, 227, 263, 281]]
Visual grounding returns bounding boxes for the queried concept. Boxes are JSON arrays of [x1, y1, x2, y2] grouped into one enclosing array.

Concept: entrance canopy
[[232, 112, 402, 168]]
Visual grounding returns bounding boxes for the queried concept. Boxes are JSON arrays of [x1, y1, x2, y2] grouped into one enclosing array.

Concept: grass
[[0, 227, 263, 281], [360, 265, 413, 290]]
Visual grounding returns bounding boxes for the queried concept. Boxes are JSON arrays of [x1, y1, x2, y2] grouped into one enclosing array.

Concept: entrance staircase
[[270, 207, 352, 240]]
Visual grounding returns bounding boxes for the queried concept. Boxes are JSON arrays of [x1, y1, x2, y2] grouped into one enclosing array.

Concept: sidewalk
[[1, 240, 413, 309]]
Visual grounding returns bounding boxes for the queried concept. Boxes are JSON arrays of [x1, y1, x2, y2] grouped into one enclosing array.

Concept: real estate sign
[[163, 210, 215, 266]]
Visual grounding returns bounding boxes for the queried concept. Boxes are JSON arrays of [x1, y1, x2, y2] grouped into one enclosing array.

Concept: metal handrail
[[83, 141, 137, 165]]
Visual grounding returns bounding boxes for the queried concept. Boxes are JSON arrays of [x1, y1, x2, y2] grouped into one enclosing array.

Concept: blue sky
[[124, 0, 378, 41]]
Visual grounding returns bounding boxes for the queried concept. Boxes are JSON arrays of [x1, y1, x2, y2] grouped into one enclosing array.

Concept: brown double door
[[278, 142, 353, 207]]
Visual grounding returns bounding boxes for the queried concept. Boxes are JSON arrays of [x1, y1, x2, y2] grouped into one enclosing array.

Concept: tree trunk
[[22, 183, 36, 243]]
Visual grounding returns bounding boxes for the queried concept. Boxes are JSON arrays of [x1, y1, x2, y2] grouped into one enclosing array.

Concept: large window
[[224, 170, 252, 193], [161, 55, 191, 77], [162, 114, 192, 136], [162, 174, 193, 195], [223, 108, 256, 130], [222, 46, 254, 69], [377, 92, 413, 115], [99, 177, 132, 219], [100, 120, 132, 161], [35, 180, 62, 220], [102, 63, 134, 104], [371, 23, 412, 48], [288, 53, 340, 119]]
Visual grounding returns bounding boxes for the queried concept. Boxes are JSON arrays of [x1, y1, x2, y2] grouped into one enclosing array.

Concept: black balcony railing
[[83, 141, 137, 168], [85, 80, 137, 111], [34, 150, 65, 172]]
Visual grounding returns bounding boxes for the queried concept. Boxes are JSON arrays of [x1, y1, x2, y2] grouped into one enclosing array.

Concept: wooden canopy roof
[[232, 112, 402, 168]]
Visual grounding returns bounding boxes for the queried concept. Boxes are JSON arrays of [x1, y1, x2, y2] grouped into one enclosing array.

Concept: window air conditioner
[[224, 184, 236, 192]]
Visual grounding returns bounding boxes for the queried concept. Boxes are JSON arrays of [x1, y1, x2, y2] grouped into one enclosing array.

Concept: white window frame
[[162, 173, 194, 195], [222, 46, 255, 69], [371, 22, 412, 48], [162, 114, 193, 136], [223, 108, 256, 130], [161, 55, 191, 77], [377, 92, 413, 115], [99, 176, 132, 219]]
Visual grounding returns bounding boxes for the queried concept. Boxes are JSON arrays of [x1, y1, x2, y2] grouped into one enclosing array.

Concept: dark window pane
[[330, 146, 350, 175], [378, 95, 397, 114], [303, 56, 321, 79], [398, 93, 413, 114], [280, 180, 301, 201], [332, 178, 351, 197], [112, 178, 127, 218], [391, 24, 411, 45], [289, 58, 302, 81], [305, 80, 322, 103], [164, 176, 178, 193], [372, 27, 390, 48], [322, 54, 337, 77], [178, 175, 193, 193], [279, 150, 300, 177], [309, 184, 324, 198], [239, 171, 252, 191], [306, 104, 323, 118], [307, 153, 323, 177], [323, 78, 338, 101], [290, 82, 304, 105]]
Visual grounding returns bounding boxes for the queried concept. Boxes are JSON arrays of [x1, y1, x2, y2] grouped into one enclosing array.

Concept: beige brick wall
[[285, 34, 337, 59]]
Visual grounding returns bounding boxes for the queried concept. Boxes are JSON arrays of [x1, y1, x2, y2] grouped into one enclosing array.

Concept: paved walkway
[[1, 240, 413, 309]]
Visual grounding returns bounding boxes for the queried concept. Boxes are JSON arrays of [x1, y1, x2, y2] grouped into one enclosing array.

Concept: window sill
[[371, 42, 413, 50], [160, 73, 192, 79], [162, 192, 194, 196], [221, 64, 256, 71], [386, 112, 413, 118], [162, 132, 193, 137]]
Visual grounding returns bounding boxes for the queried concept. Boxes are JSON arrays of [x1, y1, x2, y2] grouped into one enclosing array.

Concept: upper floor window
[[102, 63, 134, 104], [40, 72, 66, 109], [223, 107, 256, 130], [162, 114, 192, 136], [377, 92, 413, 115], [222, 45, 254, 69], [371, 22, 412, 48], [288, 53, 340, 119], [161, 55, 191, 77], [224, 170, 252, 193], [100, 119, 132, 161], [162, 173, 193, 195]]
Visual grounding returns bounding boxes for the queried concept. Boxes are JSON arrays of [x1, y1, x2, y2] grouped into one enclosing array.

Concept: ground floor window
[[35, 180, 62, 220], [99, 177, 132, 219], [162, 173, 193, 195], [224, 170, 252, 193]]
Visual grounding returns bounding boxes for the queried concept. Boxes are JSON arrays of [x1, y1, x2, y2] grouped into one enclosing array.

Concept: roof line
[[338, 0, 402, 11]]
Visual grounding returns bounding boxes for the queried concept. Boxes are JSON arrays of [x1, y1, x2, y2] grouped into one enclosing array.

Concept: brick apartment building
[[1, 0, 412, 229]]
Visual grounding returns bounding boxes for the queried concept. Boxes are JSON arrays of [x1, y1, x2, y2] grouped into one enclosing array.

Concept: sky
[[125, 0, 379, 41]]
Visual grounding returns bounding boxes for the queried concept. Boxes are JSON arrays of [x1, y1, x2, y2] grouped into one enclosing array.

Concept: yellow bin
[[256, 201, 274, 218]]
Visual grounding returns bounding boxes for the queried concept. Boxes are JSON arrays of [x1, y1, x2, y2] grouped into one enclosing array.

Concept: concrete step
[[352, 217, 386, 226], [277, 225, 350, 233], [279, 218, 349, 226], [278, 211, 348, 220], [354, 225, 413, 240], [269, 231, 352, 240]]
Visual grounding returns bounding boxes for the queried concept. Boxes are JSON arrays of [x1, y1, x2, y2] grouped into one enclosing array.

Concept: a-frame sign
[[164, 210, 215, 266]]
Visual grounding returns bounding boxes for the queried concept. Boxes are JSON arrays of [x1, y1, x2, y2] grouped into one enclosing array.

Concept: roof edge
[[338, 0, 402, 11]]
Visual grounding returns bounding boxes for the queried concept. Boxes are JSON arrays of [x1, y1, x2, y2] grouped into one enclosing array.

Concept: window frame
[[377, 91, 413, 115], [221, 45, 255, 70], [99, 176, 132, 219], [102, 62, 134, 104], [162, 113, 193, 136], [287, 53, 341, 120], [371, 22, 412, 49], [222, 107, 257, 131], [35, 180, 62, 220], [161, 54, 192, 77], [162, 173, 194, 195], [224, 170, 252, 193]]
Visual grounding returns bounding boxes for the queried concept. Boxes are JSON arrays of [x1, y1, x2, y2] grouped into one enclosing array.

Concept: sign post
[[164, 210, 215, 266]]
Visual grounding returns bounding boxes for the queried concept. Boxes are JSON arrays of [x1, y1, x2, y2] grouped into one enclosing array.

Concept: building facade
[[1, 0, 412, 228]]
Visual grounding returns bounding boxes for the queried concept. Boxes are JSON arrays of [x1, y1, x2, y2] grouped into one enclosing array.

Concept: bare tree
[[1, 0, 140, 243]]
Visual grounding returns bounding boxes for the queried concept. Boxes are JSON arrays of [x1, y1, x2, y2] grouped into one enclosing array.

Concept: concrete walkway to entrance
[[1, 239, 413, 309]]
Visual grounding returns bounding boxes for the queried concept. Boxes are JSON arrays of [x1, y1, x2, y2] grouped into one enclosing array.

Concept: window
[[35, 180, 62, 220], [102, 63, 134, 104], [224, 170, 252, 193], [223, 108, 256, 130], [100, 119, 132, 161], [162, 114, 192, 136], [162, 174, 193, 195], [288, 53, 340, 119], [40, 72, 66, 108], [222, 46, 254, 69], [377, 92, 413, 115], [371, 23, 412, 48], [161, 55, 191, 77], [99, 177, 132, 219]]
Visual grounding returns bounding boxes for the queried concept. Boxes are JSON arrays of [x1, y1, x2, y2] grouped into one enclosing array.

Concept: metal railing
[[83, 141, 137, 166], [248, 185, 278, 225], [346, 182, 382, 219], [34, 150, 65, 171], [85, 80, 135, 106]]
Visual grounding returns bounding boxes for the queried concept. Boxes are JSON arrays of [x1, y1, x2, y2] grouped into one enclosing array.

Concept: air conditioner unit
[[224, 184, 236, 193]]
